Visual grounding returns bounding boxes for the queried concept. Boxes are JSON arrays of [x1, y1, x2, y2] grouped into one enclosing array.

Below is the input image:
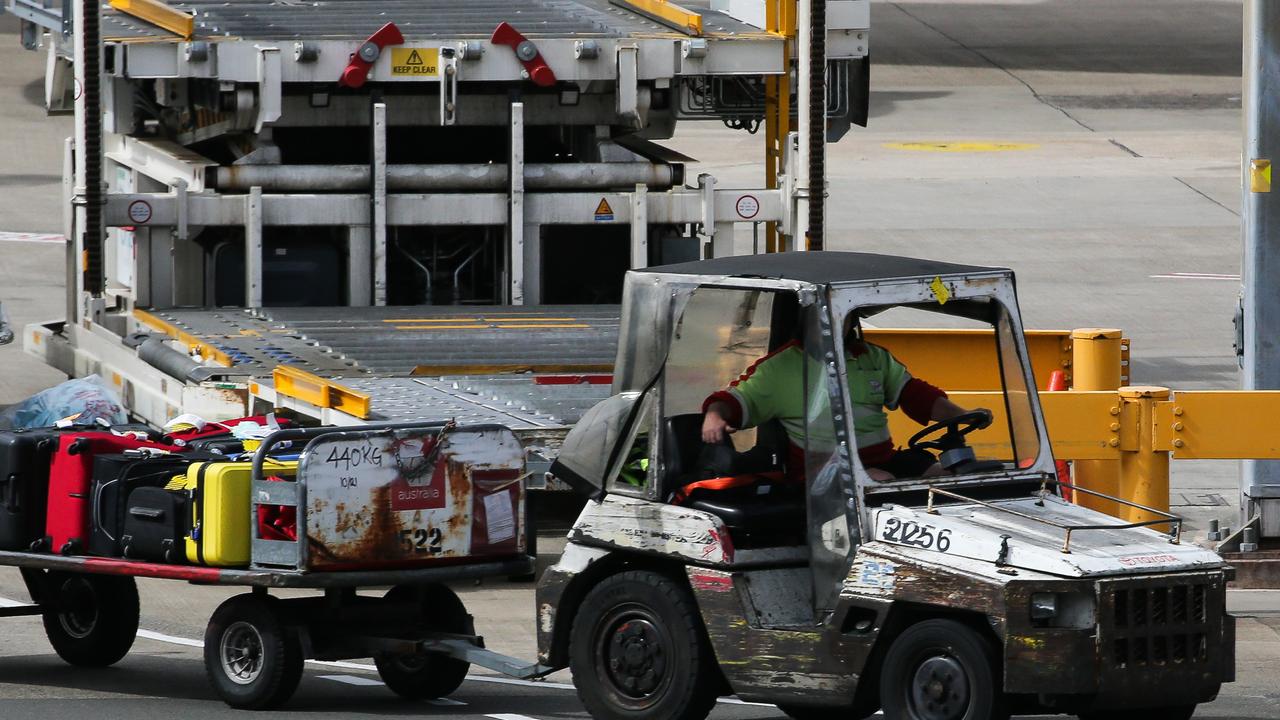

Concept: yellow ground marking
[[884, 141, 1039, 153], [387, 317, 579, 323]]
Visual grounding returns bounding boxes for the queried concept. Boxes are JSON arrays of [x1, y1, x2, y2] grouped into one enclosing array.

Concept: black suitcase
[[121, 486, 191, 564], [184, 436, 249, 456], [0, 428, 60, 550], [88, 452, 205, 558]]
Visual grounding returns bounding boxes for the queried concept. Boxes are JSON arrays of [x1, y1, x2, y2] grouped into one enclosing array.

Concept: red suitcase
[[165, 414, 289, 446], [45, 432, 180, 555]]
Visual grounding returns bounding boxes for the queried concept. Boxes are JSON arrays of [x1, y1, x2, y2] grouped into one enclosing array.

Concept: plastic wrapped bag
[[0, 301, 13, 346], [0, 375, 128, 430]]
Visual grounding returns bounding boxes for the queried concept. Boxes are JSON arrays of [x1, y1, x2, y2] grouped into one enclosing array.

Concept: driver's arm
[[930, 396, 972, 422]]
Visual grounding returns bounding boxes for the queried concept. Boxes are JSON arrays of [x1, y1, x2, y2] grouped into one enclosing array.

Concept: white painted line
[[1150, 272, 1240, 280], [428, 697, 469, 707], [486, 715, 541, 720], [0, 231, 63, 244], [137, 629, 203, 648], [318, 674, 384, 687]]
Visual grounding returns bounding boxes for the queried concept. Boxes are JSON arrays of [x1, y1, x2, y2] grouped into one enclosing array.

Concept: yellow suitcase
[[173, 459, 296, 567]]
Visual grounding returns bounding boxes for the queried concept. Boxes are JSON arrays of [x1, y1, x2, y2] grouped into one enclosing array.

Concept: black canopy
[[647, 251, 1006, 286]]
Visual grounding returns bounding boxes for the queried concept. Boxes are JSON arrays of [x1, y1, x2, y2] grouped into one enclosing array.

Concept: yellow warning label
[[594, 198, 615, 221], [1251, 158, 1272, 193], [390, 48, 440, 78], [929, 276, 951, 305]]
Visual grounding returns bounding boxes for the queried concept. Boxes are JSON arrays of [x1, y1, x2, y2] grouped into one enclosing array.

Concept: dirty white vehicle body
[[534, 252, 1234, 720]]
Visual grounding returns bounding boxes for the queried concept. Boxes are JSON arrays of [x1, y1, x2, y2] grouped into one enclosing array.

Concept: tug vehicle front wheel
[[570, 570, 720, 720], [879, 618, 1009, 720]]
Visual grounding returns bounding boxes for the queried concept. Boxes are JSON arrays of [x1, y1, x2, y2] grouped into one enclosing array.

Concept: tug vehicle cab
[[537, 252, 1233, 720]]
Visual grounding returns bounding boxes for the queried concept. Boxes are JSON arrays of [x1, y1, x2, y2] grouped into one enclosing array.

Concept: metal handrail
[[925, 482, 1182, 554]]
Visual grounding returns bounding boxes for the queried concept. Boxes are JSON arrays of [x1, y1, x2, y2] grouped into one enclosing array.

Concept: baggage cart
[[0, 422, 550, 709]]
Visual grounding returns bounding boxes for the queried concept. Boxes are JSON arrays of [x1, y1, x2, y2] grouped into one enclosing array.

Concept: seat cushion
[[685, 481, 806, 549]]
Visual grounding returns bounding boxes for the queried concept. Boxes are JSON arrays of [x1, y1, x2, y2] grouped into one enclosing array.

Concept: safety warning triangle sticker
[[406, 49, 425, 65]]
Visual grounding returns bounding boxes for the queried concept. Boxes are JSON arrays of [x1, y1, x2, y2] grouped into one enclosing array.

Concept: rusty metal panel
[[299, 426, 526, 570]]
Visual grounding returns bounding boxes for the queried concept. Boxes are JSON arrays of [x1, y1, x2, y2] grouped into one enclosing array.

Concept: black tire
[[41, 573, 139, 667], [1079, 706, 1196, 720], [374, 584, 472, 700], [569, 570, 719, 720], [879, 618, 1007, 720], [203, 594, 303, 710]]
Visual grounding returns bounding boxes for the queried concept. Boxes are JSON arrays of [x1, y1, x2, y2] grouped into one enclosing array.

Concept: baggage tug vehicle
[[537, 252, 1235, 720]]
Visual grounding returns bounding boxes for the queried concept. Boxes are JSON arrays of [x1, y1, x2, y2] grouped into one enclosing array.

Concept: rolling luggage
[[175, 459, 297, 567], [45, 432, 179, 555], [120, 486, 190, 563], [88, 453, 207, 558], [165, 414, 290, 446], [0, 428, 60, 550]]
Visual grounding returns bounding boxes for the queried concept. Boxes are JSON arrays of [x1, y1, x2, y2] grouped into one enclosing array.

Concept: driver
[[701, 316, 990, 481]]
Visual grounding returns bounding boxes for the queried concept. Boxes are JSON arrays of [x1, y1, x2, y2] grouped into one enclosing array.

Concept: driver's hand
[[701, 410, 735, 444], [970, 408, 994, 429]]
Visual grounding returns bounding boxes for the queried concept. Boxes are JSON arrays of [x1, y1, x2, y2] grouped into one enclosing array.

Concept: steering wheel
[[907, 410, 994, 452]]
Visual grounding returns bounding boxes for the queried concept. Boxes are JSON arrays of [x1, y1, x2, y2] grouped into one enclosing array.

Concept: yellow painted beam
[[411, 363, 614, 377], [885, 390, 1122, 462], [132, 308, 233, 368], [109, 0, 195, 39], [867, 328, 1088, 392], [612, 0, 702, 36], [1154, 391, 1280, 459], [273, 366, 371, 419]]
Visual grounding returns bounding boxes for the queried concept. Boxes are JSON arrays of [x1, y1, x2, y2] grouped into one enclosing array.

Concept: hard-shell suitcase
[[0, 428, 60, 550], [88, 453, 207, 558], [121, 486, 191, 563], [177, 459, 297, 567], [45, 432, 179, 555]]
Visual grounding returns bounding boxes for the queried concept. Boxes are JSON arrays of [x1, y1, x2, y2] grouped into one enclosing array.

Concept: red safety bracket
[[339, 22, 405, 89], [490, 22, 557, 87]]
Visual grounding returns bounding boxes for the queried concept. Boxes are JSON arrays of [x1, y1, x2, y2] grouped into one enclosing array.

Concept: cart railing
[[925, 480, 1183, 554]]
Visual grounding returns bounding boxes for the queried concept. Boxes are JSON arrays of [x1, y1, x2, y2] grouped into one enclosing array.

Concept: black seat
[[662, 413, 805, 548], [685, 483, 807, 549]]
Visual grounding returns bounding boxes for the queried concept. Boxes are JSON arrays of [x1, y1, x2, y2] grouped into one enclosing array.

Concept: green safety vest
[[724, 342, 912, 450]]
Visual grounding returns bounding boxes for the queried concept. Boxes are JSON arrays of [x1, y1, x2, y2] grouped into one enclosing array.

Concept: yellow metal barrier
[[132, 309, 235, 368], [885, 390, 1121, 464], [869, 328, 1082, 391], [272, 366, 372, 419], [612, 0, 702, 35], [109, 0, 195, 39], [1069, 328, 1124, 517]]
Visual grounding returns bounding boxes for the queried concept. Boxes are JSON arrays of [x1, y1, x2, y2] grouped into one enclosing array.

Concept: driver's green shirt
[[718, 341, 912, 451]]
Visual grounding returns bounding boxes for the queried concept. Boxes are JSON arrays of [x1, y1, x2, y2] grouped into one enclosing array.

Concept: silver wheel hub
[[220, 621, 265, 685]]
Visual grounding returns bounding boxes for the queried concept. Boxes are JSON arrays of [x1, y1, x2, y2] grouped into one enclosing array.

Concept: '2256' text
[[881, 517, 952, 552]]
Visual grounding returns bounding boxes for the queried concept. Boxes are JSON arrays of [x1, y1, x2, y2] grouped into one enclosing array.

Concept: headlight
[[1030, 592, 1096, 629], [1030, 593, 1058, 622]]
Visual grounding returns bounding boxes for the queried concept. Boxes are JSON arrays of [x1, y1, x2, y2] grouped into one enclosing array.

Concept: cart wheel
[[374, 584, 472, 700], [1079, 706, 1196, 720], [41, 573, 139, 667], [203, 594, 303, 710], [879, 618, 1008, 720], [569, 570, 719, 720]]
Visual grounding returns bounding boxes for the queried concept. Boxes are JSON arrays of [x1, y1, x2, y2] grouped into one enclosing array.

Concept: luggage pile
[[0, 415, 294, 568]]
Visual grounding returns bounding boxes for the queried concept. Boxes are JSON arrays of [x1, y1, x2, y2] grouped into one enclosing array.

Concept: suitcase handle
[[93, 479, 117, 542], [251, 421, 454, 482], [4, 474, 18, 512], [129, 506, 164, 520]]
